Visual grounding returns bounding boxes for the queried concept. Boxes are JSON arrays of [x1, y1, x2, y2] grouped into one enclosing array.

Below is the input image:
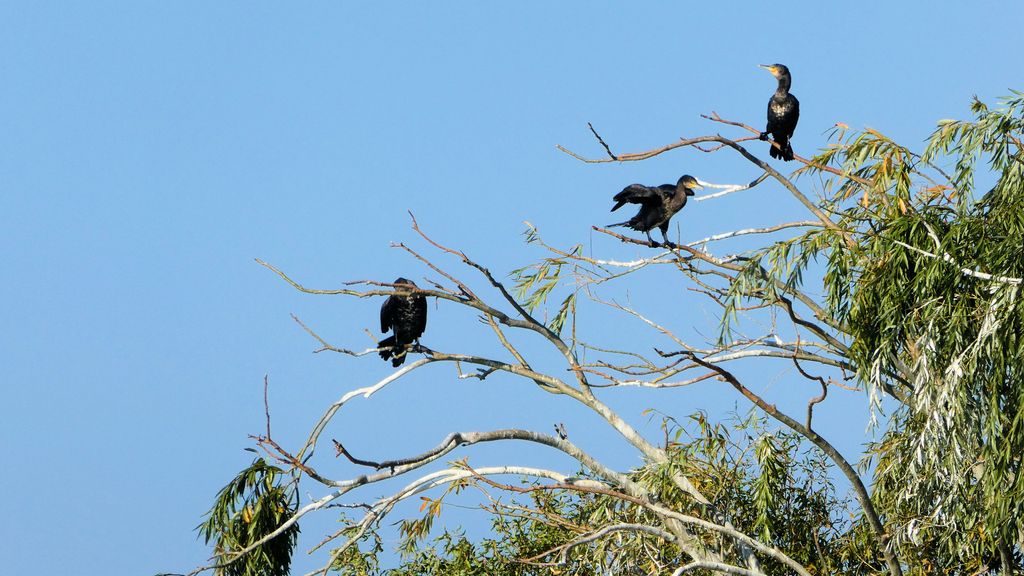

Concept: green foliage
[[197, 459, 300, 576], [510, 238, 581, 336], [767, 93, 1024, 572], [339, 413, 873, 576]]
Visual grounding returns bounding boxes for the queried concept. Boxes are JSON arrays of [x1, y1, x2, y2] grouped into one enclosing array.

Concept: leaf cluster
[[197, 458, 301, 576]]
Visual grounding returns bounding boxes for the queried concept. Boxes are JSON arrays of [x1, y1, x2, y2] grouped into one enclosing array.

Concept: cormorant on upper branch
[[758, 63, 799, 161], [608, 175, 703, 247], [378, 278, 427, 367]]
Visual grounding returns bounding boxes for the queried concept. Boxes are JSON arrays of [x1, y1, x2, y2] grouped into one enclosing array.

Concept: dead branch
[[588, 122, 617, 160]]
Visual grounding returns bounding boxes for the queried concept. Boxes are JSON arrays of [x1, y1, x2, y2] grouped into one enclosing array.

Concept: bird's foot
[[662, 241, 677, 249], [759, 132, 770, 141]]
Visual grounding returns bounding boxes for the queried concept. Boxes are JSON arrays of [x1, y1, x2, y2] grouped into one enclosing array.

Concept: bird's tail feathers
[[770, 137, 794, 161], [782, 141, 795, 161], [378, 335, 397, 361], [378, 335, 410, 366]]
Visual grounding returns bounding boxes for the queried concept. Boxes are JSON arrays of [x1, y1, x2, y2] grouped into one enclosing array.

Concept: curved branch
[[556, 133, 756, 163], [671, 561, 762, 576], [332, 428, 641, 494], [470, 469, 812, 576], [687, 352, 903, 576], [521, 523, 677, 566]]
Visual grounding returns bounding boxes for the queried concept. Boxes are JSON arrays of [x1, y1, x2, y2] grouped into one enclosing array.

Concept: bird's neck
[[775, 75, 791, 95]]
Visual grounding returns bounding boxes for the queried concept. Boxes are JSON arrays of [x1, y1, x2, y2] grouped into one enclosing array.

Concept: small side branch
[[792, 355, 828, 432], [694, 172, 770, 201], [520, 523, 675, 566], [588, 122, 617, 160], [672, 562, 763, 576]]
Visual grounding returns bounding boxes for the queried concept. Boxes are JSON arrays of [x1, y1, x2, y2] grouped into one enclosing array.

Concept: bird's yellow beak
[[759, 64, 777, 75]]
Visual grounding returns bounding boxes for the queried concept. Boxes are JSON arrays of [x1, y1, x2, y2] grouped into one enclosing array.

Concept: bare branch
[[587, 121, 617, 160], [694, 172, 770, 201], [672, 561, 763, 576], [688, 221, 822, 247], [521, 522, 676, 565]]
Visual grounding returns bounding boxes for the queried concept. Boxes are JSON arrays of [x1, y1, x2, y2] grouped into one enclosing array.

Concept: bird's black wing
[[611, 184, 666, 211], [787, 95, 800, 138], [411, 296, 428, 340], [380, 295, 397, 333]]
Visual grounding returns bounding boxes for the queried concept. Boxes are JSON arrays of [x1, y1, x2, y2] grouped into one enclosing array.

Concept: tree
[[178, 92, 1024, 576]]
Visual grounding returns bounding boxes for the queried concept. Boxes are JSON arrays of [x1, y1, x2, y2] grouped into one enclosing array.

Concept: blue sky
[[1, 2, 1021, 575]]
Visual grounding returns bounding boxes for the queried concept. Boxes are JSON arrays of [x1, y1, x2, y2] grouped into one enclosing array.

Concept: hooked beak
[[759, 64, 777, 76]]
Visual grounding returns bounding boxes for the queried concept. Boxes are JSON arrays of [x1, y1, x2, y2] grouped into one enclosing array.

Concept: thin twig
[[792, 353, 828, 432], [588, 122, 617, 160]]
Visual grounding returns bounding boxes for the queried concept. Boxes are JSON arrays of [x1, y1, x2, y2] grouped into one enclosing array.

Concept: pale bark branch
[[671, 561, 763, 576], [469, 468, 812, 576], [890, 238, 1022, 285]]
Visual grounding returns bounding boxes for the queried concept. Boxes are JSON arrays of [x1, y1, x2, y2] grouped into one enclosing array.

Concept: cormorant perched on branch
[[608, 175, 703, 247], [378, 278, 427, 367], [758, 63, 799, 161]]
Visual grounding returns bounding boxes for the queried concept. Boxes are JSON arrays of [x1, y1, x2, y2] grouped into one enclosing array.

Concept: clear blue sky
[[1, 2, 1020, 575]]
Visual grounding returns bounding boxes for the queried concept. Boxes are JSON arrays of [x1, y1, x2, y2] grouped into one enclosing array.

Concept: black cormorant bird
[[378, 278, 427, 367], [608, 175, 703, 247], [758, 63, 799, 161]]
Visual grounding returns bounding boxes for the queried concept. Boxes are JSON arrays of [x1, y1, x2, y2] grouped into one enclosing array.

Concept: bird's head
[[678, 175, 702, 196], [393, 277, 416, 287], [759, 63, 790, 79]]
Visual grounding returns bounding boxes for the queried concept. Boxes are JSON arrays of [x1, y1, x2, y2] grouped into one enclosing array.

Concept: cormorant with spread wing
[[378, 278, 427, 367], [758, 63, 799, 161], [608, 175, 702, 247]]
